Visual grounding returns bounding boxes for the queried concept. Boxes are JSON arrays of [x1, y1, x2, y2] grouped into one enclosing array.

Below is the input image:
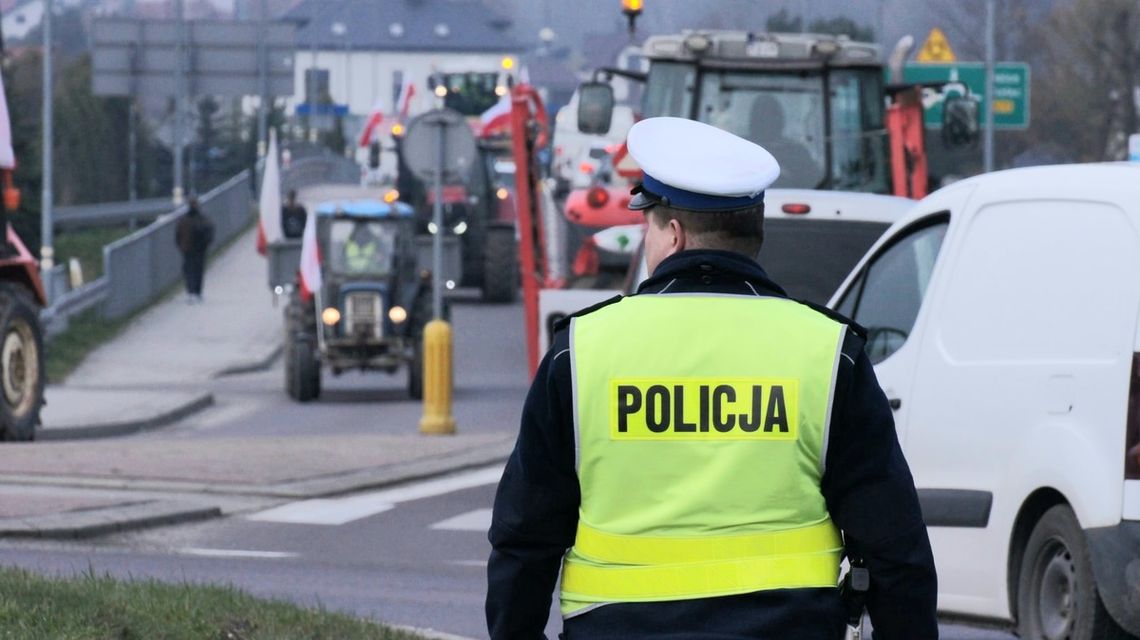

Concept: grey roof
[[286, 0, 521, 53]]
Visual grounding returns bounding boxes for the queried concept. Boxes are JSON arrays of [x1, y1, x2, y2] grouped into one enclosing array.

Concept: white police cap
[[627, 117, 780, 212]]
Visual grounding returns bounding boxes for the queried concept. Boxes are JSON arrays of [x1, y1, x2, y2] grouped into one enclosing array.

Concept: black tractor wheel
[[0, 284, 44, 442], [1016, 505, 1131, 640], [293, 334, 321, 402], [481, 226, 519, 303], [408, 336, 424, 400]]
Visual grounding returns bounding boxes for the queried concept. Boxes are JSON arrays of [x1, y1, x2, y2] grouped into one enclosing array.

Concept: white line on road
[[431, 508, 493, 531], [451, 560, 488, 568], [246, 465, 504, 526], [179, 548, 299, 559]]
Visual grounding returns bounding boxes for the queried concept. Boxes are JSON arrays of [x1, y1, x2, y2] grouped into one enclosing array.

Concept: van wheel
[[1016, 505, 1131, 640]]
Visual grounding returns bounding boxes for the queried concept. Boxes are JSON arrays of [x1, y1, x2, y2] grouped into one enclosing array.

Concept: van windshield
[[759, 220, 890, 304]]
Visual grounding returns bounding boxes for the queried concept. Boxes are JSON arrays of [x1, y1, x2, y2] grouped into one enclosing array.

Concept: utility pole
[[983, 0, 995, 172], [257, 0, 268, 158], [40, 0, 54, 297], [173, 0, 186, 204]]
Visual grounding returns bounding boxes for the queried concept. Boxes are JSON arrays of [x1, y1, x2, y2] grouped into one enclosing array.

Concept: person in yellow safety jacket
[[486, 117, 938, 639], [344, 224, 381, 273]]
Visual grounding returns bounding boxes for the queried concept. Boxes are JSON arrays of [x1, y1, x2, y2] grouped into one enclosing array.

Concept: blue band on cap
[[642, 174, 765, 211]]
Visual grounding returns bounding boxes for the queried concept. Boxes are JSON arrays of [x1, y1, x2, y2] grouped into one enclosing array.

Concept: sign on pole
[[1130, 134, 1140, 162], [92, 18, 295, 98], [916, 27, 957, 63], [902, 62, 1031, 130]]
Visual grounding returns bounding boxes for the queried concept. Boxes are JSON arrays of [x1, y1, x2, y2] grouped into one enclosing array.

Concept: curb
[[214, 344, 283, 377], [37, 392, 215, 441], [0, 500, 222, 539]]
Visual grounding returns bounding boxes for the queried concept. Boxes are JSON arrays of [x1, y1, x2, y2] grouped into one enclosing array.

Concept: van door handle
[[888, 398, 902, 411]]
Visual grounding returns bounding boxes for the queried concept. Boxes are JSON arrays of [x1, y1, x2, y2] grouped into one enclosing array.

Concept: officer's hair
[[647, 203, 765, 257]]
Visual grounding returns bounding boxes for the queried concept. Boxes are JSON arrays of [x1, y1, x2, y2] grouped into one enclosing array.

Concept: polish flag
[[256, 129, 282, 255], [0, 70, 14, 170], [398, 75, 417, 121], [357, 97, 385, 147], [480, 93, 512, 137], [298, 206, 322, 300]]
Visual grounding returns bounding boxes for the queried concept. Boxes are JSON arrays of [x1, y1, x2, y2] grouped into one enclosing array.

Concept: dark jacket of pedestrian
[[176, 199, 215, 297], [281, 190, 307, 239]]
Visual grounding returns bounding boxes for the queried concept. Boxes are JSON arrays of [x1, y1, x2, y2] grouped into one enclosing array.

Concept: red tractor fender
[[2, 225, 47, 306]]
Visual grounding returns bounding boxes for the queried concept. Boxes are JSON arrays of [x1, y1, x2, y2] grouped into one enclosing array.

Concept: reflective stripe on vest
[[563, 294, 845, 616]]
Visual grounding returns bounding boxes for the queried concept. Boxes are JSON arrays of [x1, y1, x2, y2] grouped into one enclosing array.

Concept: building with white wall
[[286, 0, 522, 118]]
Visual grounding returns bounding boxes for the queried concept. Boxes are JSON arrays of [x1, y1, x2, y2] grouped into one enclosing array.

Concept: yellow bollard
[[418, 319, 456, 435]]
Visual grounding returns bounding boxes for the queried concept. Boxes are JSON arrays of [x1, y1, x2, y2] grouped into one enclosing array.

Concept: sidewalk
[[40, 228, 281, 439], [4, 225, 520, 539]]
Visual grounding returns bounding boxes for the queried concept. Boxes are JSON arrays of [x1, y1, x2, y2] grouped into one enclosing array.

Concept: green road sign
[[902, 62, 1030, 130]]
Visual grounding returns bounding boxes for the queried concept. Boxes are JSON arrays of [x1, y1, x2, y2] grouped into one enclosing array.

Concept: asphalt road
[[0, 296, 1016, 639]]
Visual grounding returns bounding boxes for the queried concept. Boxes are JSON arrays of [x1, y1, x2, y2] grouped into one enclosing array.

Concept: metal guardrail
[[54, 198, 174, 231], [281, 155, 361, 193], [102, 171, 252, 320]]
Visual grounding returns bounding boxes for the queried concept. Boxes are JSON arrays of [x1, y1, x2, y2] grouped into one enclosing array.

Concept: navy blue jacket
[[487, 250, 938, 639]]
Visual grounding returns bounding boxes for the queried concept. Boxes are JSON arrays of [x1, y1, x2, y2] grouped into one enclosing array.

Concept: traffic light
[[621, 0, 643, 36]]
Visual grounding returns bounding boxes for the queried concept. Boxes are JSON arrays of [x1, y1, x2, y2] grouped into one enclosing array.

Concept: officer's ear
[[667, 217, 687, 253]]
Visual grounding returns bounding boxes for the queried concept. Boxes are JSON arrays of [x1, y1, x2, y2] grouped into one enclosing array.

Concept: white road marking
[[179, 548, 298, 559], [247, 465, 504, 526], [451, 560, 488, 568], [430, 508, 493, 531]]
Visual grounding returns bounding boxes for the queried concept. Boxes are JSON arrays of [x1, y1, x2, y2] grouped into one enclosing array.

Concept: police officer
[[486, 117, 938, 639]]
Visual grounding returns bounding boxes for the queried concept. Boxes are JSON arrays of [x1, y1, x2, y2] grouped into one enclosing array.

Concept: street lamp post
[[40, 0, 53, 297]]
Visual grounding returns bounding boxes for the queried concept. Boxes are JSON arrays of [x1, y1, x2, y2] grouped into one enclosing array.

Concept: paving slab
[[39, 388, 214, 440]]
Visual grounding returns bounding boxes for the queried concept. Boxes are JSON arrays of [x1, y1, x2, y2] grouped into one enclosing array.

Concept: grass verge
[[0, 565, 427, 640], [45, 309, 134, 384]]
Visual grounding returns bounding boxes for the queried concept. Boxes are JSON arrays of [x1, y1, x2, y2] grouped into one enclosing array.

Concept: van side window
[[837, 218, 949, 364]]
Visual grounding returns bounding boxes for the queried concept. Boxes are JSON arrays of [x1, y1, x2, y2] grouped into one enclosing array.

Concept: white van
[[828, 164, 1140, 639]]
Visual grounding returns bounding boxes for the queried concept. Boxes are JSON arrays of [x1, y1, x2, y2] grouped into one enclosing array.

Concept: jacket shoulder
[[790, 298, 867, 340], [552, 294, 624, 333]]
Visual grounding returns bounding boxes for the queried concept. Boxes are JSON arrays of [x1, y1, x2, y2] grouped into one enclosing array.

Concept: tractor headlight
[[427, 222, 439, 235], [388, 305, 408, 324], [453, 221, 468, 235], [322, 307, 341, 325]]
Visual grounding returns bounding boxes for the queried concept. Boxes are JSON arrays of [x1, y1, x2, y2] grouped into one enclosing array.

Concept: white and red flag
[[479, 93, 512, 137], [398, 74, 418, 121], [0, 70, 15, 170], [357, 97, 385, 147], [256, 129, 282, 255], [298, 206, 322, 299]]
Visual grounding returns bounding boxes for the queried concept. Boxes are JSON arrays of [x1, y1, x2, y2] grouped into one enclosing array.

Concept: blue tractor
[[284, 199, 436, 401]]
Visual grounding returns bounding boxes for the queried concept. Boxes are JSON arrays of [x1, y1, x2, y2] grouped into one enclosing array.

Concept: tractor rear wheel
[[0, 284, 43, 442], [482, 226, 519, 303]]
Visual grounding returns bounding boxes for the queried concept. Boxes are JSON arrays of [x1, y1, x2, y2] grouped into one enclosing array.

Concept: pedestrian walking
[[281, 189, 307, 240], [175, 194, 215, 304], [486, 117, 938, 639]]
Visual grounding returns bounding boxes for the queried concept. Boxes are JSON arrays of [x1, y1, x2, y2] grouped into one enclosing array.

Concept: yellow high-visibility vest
[[346, 239, 377, 272], [562, 294, 846, 617]]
